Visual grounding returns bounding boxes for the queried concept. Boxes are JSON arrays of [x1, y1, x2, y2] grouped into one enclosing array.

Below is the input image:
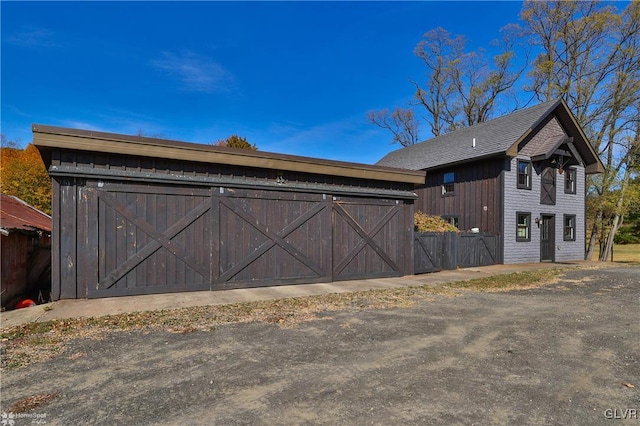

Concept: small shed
[[33, 125, 425, 299], [1, 193, 52, 307]]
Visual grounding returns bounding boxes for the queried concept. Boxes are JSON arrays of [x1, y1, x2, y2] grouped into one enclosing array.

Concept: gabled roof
[[0, 193, 51, 235], [376, 98, 604, 174]]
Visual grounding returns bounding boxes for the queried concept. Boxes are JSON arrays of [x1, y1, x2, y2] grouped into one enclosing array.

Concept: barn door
[[215, 188, 331, 289], [332, 197, 403, 280], [86, 183, 213, 298]]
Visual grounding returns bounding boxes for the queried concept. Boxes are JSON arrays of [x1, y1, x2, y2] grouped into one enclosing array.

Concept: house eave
[[420, 152, 508, 172], [33, 124, 426, 185]]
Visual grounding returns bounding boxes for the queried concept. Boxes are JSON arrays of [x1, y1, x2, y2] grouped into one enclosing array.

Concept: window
[[442, 215, 459, 228], [517, 160, 532, 189], [564, 215, 576, 241], [442, 172, 455, 195], [516, 212, 531, 242], [564, 168, 576, 194]]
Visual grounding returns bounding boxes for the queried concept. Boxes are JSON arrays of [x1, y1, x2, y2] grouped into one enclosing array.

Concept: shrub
[[613, 232, 640, 245], [414, 211, 459, 232]]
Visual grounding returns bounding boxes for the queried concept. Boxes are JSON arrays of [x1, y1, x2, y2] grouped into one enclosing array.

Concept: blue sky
[[2, 1, 525, 164]]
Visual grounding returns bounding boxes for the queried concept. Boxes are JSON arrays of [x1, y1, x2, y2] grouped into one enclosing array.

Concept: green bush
[[613, 233, 640, 245]]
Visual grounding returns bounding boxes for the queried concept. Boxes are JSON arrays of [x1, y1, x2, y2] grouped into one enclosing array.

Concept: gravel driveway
[[1, 267, 639, 425]]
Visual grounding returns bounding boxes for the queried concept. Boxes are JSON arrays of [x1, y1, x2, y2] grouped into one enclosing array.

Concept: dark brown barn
[[1, 193, 52, 307], [33, 125, 425, 299]]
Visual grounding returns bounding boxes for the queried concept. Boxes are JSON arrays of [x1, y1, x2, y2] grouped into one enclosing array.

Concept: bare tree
[[412, 27, 464, 136], [522, 0, 640, 260], [370, 26, 526, 143], [367, 108, 420, 147]]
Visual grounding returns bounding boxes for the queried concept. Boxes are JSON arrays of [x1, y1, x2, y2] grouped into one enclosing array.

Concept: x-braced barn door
[[332, 197, 405, 280], [84, 183, 213, 298], [215, 188, 332, 289], [79, 183, 408, 297], [414, 233, 443, 273]]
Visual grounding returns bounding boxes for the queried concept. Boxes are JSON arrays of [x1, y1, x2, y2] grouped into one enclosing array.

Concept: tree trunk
[[601, 215, 619, 262], [585, 209, 602, 260], [600, 164, 633, 261]]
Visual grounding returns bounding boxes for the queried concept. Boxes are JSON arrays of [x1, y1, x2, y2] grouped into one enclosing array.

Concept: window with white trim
[[564, 168, 576, 194], [516, 212, 531, 242], [564, 214, 576, 241]]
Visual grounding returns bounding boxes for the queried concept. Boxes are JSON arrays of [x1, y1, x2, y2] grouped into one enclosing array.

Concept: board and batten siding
[[503, 156, 585, 263], [40, 143, 420, 299], [414, 158, 504, 235]]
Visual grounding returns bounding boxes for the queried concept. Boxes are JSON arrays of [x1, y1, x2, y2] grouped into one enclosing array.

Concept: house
[[376, 98, 604, 264], [0, 193, 52, 307]]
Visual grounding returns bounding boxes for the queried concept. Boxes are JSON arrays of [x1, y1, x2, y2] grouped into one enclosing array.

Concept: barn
[[0, 193, 52, 307], [33, 125, 425, 299]]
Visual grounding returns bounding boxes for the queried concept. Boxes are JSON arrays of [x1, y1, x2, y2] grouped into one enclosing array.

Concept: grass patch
[[0, 268, 567, 370], [446, 268, 564, 292], [609, 244, 640, 264], [8, 392, 60, 414]]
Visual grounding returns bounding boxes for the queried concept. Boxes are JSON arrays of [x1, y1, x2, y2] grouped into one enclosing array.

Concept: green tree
[[1, 136, 52, 214], [213, 135, 257, 150], [521, 0, 640, 260]]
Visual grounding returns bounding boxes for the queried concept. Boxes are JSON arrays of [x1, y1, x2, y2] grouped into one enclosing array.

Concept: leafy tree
[[613, 175, 640, 244], [522, 0, 640, 260], [213, 135, 257, 150], [1, 136, 52, 214]]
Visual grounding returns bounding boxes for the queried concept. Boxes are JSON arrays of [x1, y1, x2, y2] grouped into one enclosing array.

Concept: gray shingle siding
[[554, 166, 585, 261], [519, 116, 565, 157], [503, 156, 585, 263]]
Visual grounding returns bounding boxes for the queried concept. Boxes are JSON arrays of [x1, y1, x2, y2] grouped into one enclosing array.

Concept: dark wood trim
[[33, 124, 425, 184], [49, 165, 419, 200], [59, 179, 77, 299], [51, 178, 61, 300]]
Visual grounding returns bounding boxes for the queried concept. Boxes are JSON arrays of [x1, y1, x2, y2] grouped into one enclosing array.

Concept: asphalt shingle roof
[[376, 99, 562, 170]]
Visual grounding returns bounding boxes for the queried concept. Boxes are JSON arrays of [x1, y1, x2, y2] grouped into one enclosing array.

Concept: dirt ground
[[1, 267, 639, 425]]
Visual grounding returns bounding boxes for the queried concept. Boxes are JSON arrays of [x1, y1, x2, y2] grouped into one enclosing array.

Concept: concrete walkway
[[0, 261, 600, 329]]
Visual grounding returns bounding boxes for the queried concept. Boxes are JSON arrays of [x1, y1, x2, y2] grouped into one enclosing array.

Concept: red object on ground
[[14, 299, 36, 309]]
